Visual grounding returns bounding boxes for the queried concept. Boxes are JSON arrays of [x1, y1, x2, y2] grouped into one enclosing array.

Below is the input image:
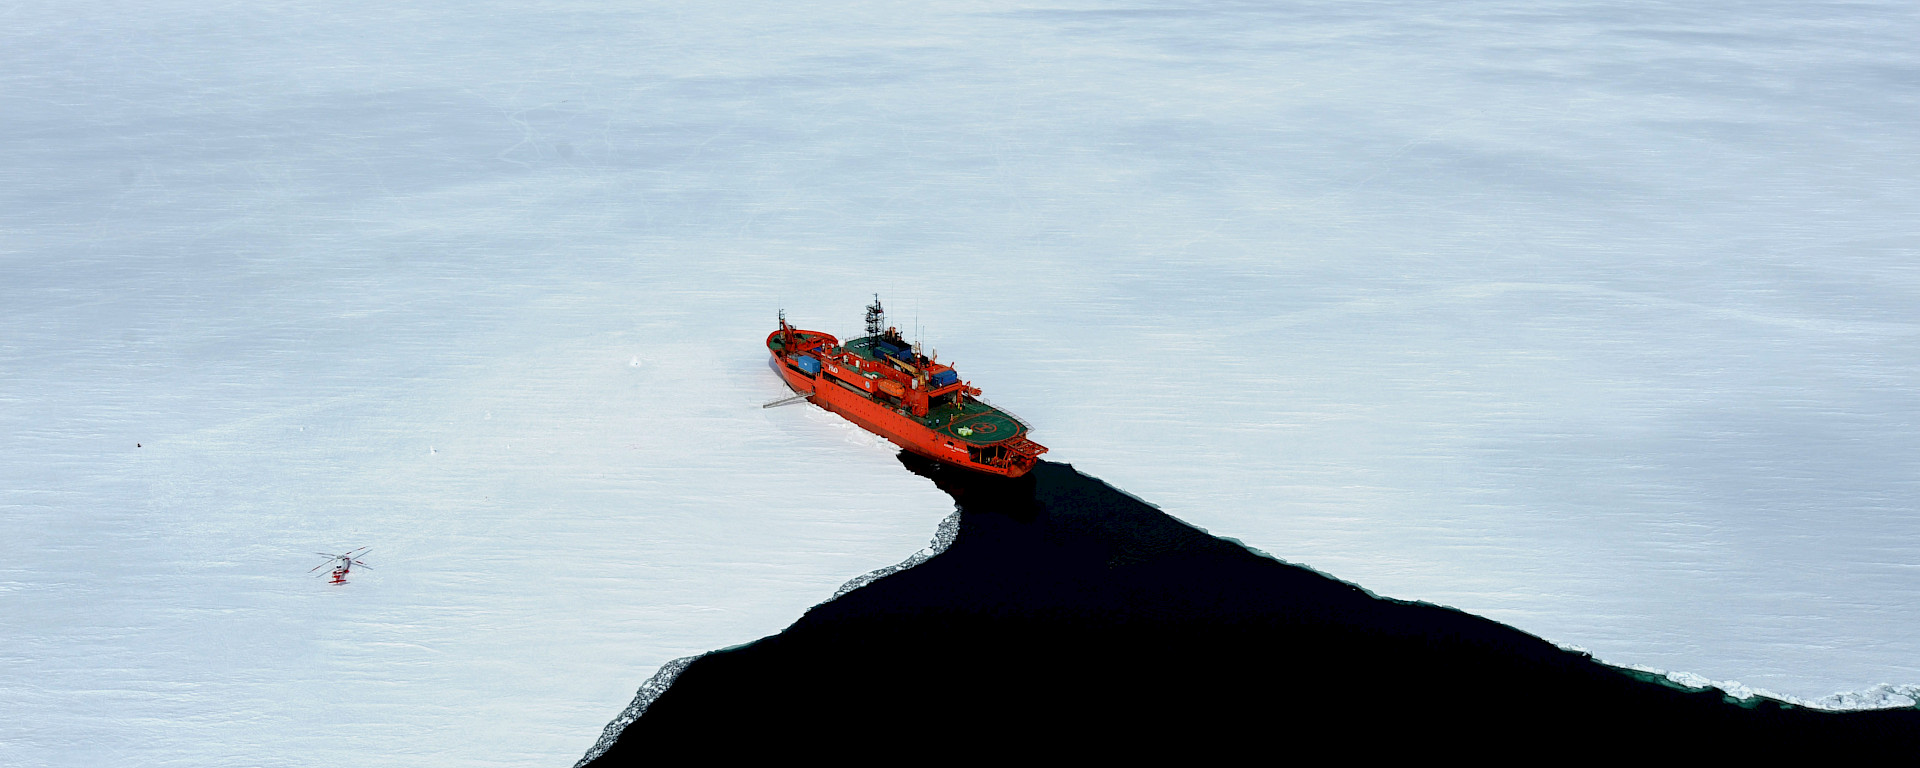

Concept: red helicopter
[[311, 547, 371, 584]]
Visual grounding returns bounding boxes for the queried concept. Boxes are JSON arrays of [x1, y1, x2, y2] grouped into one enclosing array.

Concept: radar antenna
[[865, 294, 885, 337]]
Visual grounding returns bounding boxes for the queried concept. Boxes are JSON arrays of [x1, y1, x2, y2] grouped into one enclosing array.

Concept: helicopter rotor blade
[[308, 548, 368, 575]]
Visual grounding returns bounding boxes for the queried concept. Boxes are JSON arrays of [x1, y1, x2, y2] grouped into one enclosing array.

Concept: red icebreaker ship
[[766, 297, 1048, 477]]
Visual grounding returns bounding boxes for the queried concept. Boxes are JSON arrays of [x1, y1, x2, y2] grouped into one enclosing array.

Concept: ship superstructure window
[[967, 444, 1009, 464]]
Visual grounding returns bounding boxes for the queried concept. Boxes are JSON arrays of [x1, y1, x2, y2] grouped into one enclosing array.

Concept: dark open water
[[583, 458, 1920, 761]]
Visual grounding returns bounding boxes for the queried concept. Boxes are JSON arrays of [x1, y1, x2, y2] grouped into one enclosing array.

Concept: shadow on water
[[586, 458, 1920, 762]]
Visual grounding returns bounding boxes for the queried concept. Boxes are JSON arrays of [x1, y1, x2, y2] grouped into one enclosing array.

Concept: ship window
[[966, 444, 1007, 465]]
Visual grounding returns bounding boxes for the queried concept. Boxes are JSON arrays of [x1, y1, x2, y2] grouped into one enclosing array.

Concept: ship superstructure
[[766, 297, 1047, 477]]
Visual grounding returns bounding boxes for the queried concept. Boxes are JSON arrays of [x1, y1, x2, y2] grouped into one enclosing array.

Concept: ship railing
[[967, 395, 1033, 431], [1004, 437, 1047, 458]]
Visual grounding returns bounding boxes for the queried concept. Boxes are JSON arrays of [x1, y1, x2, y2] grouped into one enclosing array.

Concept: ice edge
[[1555, 643, 1920, 712], [575, 509, 962, 766], [572, 655, 699, 768]]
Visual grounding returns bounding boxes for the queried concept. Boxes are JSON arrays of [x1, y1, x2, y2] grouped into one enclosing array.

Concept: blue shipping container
[[931, 369, 959, 388], [795, 355, 821, 375]]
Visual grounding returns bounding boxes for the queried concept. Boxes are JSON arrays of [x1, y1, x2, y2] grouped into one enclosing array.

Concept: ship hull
[[768, 328, 1041, 478], [774, 361, 1035, 478]]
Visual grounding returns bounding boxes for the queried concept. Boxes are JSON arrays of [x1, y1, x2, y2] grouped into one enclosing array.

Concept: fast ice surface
[[5, 1, 1918, 765]]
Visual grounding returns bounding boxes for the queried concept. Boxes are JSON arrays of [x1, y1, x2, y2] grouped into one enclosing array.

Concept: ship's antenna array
[[865, 294, 885, 337]]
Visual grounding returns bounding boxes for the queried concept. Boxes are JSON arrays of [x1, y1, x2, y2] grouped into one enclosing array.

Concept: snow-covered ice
[[4, 1, 1918, 765]]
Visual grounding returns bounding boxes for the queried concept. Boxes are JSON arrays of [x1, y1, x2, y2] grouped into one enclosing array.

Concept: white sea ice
[[5, 0, 1918, 765]]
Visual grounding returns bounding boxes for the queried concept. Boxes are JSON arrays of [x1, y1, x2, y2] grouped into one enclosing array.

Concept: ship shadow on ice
[[582, 457, 1920, 763]]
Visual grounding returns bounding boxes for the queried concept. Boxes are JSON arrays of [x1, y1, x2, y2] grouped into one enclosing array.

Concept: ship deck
[[767, 330, 831, 355], [801, 335, 1028, 445], [925, 399, 1026, 445], [841, 336, 893, 363]]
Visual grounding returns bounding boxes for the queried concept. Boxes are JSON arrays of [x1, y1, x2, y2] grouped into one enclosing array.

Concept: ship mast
[[912, 339, 927, 389], [865, 295, 885, 338]]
